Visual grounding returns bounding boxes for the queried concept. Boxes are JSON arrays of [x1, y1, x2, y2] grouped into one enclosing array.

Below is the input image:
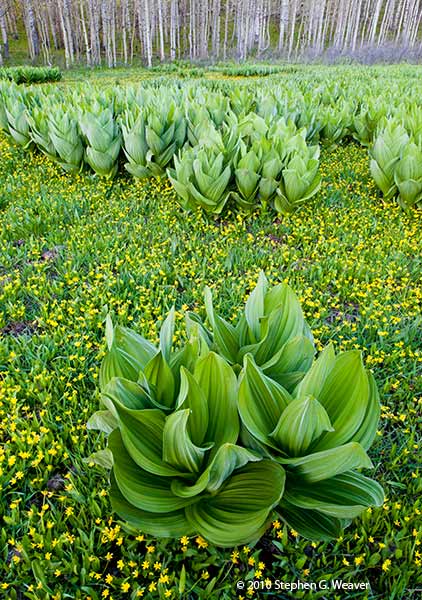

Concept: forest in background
[[0, 0, 422, 68]]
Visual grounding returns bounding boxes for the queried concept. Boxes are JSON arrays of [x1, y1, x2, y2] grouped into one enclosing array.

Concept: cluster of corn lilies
[[370, 117, 422, 210], [88, 273, 384, 547], [1, 77, 420, 212]]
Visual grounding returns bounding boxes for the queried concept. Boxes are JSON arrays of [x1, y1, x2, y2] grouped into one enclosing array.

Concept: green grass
[[0, 129, 421, 599]]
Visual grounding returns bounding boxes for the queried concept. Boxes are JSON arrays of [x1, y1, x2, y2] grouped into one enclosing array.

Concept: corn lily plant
[[79, 105, 121, 178], [168, 144, 232, 214], [4, 94, 33, 148], [48, 107, 84, 173], [89, 312, 286, 547], [88, 273, 384, 547], [238, 346, 384, 540], [231, 138, 284, 212], [352, 101, 388, 147], [197, 272, 315, 391], [275, 143, 321, 215], [27, 106, 58, 162], [394, 142, 422, 210], [369, 119, 409, 201], [122, 102, 186, 179]]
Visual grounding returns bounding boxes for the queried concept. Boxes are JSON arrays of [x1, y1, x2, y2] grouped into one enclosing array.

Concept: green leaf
[[105, 314, 114, 350], [262, 335, 315, 391], [84, 448, 114, 469], [163, 409, 211, 473], [110, 401, 187, 477], [245, 271, 267, 342], [185, 460, 285, 547], [253, 301, 307, 365], [277, 442, 373, 482], [279, 499, 346, 541], [99, 325, 156, 391], [176, 367, 208, 446], [110, 471, 193, 537], [86, 409, 118, 434], [351, 372, 381, 450], [269, 396, 333, 456], [204, 287, 239, 362], [159, 306, 175, 362], [284, 471, 384, 518], [239, 355, 290, 447], [102, 377, 153, 414], [109, 429, 196, 512], [312, 351, 370, 450], [294, 343, 335, 398], [144, 351, 176, 409], [171, 442, 261, 498], [194, 352, 239, 447]]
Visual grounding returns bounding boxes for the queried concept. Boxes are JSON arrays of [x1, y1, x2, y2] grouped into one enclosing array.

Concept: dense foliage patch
[[2, 65, 422, 216], [0, 66, 62, 84]]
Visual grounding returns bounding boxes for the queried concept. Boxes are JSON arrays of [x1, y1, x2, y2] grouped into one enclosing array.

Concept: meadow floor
[[0, 131, 421, 598]]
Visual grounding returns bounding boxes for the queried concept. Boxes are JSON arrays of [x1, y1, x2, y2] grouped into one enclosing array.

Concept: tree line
[[1, 0, 421, 67]]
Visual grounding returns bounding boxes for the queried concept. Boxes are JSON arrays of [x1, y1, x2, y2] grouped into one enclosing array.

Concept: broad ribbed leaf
[[194, 352, 239, 446], [109, 429, 196, 512], [110, 471, 193, 537], [239, 355, 290, 446], [86, 409, 118, 434], [110, 402, 187, 477], [278, 442, 373, 482], [294, 343, 335, 398], [279, 499, 346, 541], [270, 396, 333, 456], [185, 460, 285, 547], [262, 335, 315, 391], [284, 471, 384, 518], [204, 287, 239, 362], [144, 351, 175, 409], [163, 410, 211, 473], [176, 367, 208, 446], [351, 372, 381, 450], [159, 306, 175, 362], [254, 302, 306, 365], [99, 325, 157, 391], [312, 351, 370, 450], [171, 443, 261, 498], [245, 271, 267, 342], [102, 377, 153, 414]]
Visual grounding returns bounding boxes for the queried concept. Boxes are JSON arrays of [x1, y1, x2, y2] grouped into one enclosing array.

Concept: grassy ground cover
[[0, 101, 421, 598]]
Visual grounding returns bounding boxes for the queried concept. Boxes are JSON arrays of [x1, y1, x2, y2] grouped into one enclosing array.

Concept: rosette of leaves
[[394, 142, 422, 210], [274, 142, 321, 215], [231, 138, 284, 213], [196, 271, 315, 391], [229, 88, 256, 116], [79, 104, 121, 178], [121, 101, 186, 179], [168, 143, 232, 214], [369, 119, 409, 201], [400, 105, 422, 146], [4, 93, 33, 148], [47, 107, 84, 173], [352, 100, 388, 147], [319, 103, 351, 148], [238, 345, 384, 540], [96, 308, 207, 408], [88, 313, 286, 547], [295, 102, 324, 144], [27, 105, 58, 162]]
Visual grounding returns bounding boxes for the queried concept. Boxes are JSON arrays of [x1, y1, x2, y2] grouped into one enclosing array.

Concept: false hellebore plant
[[88, 274, 384, 546], [88, 308, 285, 547]]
